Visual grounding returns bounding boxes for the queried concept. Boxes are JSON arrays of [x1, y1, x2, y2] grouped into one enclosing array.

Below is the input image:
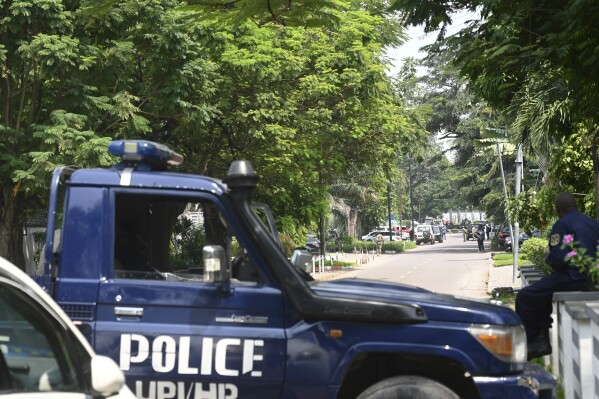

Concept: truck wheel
[[356, 375, 459, 399]]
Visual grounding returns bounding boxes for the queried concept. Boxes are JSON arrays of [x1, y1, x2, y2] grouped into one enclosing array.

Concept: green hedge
[[338, 239, 416, 253], [520, 238, 551, 274]]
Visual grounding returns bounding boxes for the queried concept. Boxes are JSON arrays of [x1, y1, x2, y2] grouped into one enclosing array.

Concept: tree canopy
[[0, 0, 428, 266], [391, 0, 599, 225]]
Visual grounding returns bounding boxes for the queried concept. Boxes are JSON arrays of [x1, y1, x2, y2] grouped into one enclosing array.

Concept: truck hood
[[311, 278, 521, 326]]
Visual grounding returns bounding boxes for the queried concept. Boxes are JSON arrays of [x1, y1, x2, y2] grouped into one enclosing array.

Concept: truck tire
[[356, 375, 460, 399]]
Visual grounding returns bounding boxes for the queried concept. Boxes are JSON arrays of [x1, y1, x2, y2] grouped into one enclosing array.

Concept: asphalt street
[[312, 233, 521, 299]]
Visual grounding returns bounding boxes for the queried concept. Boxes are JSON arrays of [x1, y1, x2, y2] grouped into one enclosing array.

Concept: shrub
[[339, 235, 354, 247], [490, 235, 500, 250], [339, 238, 369, 252], [338, 238, 417, 253], [382, 242, 409, 252], [521, 238, 551, 274], [279, 232, 302, 257]]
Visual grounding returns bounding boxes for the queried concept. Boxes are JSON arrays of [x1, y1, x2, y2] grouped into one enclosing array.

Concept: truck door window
[[113, 194, 259, 283]]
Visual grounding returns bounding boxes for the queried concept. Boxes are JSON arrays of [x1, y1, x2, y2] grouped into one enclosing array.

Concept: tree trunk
[[0, 183, 26, 270], [332, 199, 354, 238], [348, 208, 359, 238]]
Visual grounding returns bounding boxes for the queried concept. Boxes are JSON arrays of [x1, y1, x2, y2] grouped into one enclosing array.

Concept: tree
[[1, 0, 426, 266], [0, 0, 115, 266], [1, 0, 221, 266], [390, 0, 599, 220], [184, 0, 345, 27], [397, 52, 510, 223], [185, 9, 425, 239]]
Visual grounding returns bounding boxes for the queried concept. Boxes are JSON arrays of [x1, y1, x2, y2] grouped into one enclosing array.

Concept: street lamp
[[409, 173, 415, 240]]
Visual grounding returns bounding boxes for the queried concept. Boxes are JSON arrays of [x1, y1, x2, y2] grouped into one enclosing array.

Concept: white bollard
[[552, 292, 599, 382], [585, 303, 599, 399], [559, 301, 575, 394], [563, 303, 592, 399]]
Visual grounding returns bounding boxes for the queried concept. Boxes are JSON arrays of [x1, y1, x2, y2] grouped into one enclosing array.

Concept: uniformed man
[[515, 192, 599, 360]]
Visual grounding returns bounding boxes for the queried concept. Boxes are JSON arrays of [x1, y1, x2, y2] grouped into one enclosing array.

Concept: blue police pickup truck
[[33, 140, 555, 399]]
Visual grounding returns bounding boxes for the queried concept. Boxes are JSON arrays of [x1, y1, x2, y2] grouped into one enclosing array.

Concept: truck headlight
[[468, 324, 527, 363]]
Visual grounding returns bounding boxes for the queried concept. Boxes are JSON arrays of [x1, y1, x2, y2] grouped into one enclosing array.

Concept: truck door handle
[[114, 307, 144, 318]]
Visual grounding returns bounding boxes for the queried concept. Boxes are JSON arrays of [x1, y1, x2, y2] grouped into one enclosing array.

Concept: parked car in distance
[[305, 234, 321, 254], [414, 225, 435, 245], [462, 223, 473, 241], [362, 230, 402, 242], [0, 256, 135, 398], [504, 232, 530, 252], [394, 226, 412, 240]]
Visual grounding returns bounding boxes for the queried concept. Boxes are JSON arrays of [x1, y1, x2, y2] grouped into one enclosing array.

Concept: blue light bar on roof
[[108, 140, 184, 167]]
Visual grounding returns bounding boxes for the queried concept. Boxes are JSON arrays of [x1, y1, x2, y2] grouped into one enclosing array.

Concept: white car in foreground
[[0, 256, 135, 398]]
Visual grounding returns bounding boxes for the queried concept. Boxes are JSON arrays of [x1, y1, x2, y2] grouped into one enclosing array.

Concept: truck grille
[[61, 303, 94, 320]]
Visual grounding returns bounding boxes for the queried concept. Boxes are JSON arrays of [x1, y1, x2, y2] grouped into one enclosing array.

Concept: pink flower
[[596, 264, 599, 269], [567, 250, 578, 258], [563, 234, 574, 244]]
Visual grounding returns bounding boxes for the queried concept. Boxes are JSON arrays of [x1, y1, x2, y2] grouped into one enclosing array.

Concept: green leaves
[[0, 0, 429, 263], [182, 0, 346, 28]]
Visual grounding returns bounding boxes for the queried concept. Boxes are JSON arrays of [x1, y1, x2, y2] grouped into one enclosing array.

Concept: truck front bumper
[[473, 363, 555, 399]]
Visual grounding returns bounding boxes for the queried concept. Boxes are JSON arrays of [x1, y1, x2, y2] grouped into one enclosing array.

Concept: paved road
[[314, 233, 493, 299]]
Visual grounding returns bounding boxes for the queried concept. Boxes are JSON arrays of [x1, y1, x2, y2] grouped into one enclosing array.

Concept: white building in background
[[185, 210, 204, 227], [442, 210, 486, 224]]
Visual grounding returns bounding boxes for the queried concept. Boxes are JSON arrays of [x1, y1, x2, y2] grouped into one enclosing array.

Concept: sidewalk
[[310, 251, 391, 282], [311, 250, 523, 297], [487, 261, 522, 295]]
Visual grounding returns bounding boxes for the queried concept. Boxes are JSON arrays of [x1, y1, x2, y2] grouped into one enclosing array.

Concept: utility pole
[[496, 141, 516, 283], [409, 165, 415, 241], [387, 182, 393, 242], [514, 144, 523, 282]]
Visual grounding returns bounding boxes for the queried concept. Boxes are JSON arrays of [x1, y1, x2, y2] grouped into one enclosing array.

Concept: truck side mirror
[[203, 245, 227, 283], [291, 249, 313, 274]]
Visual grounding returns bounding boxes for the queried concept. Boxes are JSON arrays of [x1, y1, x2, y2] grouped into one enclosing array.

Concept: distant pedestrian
[[331, 229, 340, 252], [485, 224, 491, 240], [375, 233, 384, 256], [475, 225, 485, 252]]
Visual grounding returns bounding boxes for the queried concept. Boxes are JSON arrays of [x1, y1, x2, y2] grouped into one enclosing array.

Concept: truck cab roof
[[69, 167, 226, 195]]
